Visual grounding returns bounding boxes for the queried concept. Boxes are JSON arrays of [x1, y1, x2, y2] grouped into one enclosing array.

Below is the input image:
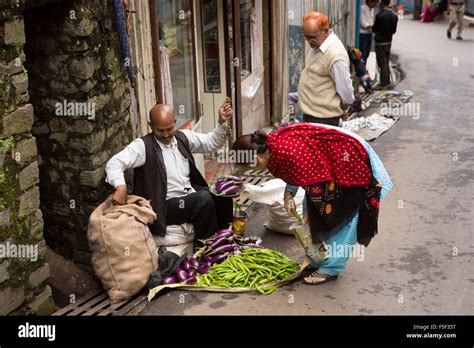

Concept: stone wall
[[23, 0, 134, 272], [0, 0, 136, 314], [0, 0, 53, 315]]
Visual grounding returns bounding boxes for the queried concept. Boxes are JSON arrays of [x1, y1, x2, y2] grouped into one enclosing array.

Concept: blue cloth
[[283, 126, 393, 275], [113, 0, 133, 80]]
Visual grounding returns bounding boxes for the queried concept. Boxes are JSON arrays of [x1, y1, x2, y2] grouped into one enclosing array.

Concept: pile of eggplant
[[215, 176, 244, 196], [163, 227, 261, 285]]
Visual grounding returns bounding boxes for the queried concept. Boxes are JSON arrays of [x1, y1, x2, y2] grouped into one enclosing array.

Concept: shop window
[[202, 0, 221, 92], [240, 0, 254, 79], [154, 0, 197, 128]]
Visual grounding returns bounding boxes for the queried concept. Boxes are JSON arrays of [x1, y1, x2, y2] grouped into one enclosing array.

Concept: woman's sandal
[[303, 270, 338, 286]]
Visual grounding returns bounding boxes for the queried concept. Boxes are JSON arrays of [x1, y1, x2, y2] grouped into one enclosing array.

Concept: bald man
[[298, 12, 354, 126], [105, 101, 234, 244]]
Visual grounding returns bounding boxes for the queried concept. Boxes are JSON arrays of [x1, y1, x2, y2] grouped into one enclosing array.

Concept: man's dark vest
[[133, 131, 208, 236]]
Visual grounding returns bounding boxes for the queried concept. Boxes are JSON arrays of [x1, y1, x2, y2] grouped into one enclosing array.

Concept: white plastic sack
[[242, 179, 305, 234], [153, 223, 194, 256]]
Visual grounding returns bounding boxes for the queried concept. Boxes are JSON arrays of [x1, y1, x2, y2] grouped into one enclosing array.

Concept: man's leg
[[166, 191, 218, 242], [211, 195, 234, 230], [359, 33, 372, 63], [447, 5, 457, 35], [377, 44, 391, 87], [457, 6, 464, 38], [384, 44, 392, 86]]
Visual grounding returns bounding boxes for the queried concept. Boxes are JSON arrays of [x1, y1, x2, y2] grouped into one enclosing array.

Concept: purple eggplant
[[185, 276, 197, 284], [189, 258, 199, 269], [188, 268, 197, 278], [200, 255, 211, 263], [181, 258, 191, 271], [247, 243, 262, 249], [225, 179, 243, 187], [197, 264, 209, 274], [163, 275, 178, 285], [211, 252, 230, 264], [176, 268, 188, 282], [211, 244, 235, 255], [220, 186, 239, 195], [216, 178, 226, 185], [226, 175, 242, 182], [217, 180, 236, 193], [216, 228, 233, 235], [209, 236, 231, 249], [217, 230, 233, 238]]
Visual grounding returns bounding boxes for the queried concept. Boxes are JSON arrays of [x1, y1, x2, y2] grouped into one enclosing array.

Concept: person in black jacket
[[372, 0, 398, 89]]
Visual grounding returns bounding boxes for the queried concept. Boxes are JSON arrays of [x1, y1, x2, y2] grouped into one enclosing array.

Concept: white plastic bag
[[242, 179, 305, 234], [153, 223, 194, 256]]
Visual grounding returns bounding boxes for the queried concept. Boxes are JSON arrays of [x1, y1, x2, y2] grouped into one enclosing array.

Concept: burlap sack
[[88, 195, 158, 303]]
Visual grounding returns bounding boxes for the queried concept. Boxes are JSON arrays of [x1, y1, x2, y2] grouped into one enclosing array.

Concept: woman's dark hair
[[232, 130, 267, 154]]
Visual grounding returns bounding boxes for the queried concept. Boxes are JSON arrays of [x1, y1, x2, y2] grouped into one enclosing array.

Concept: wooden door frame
[[222, 0, 244, 138]]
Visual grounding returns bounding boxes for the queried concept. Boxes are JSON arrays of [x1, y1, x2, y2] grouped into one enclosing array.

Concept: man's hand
[[218, 99, 233, 125], [284, 190, 297, 217], [111, 185, 128, 205]]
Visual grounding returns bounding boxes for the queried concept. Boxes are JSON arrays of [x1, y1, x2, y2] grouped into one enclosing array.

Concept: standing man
[[372, 0, 398, 89], [447, 0, 468, 40], [105, 101, 234, 244], [360, 0, 377, 64], [298, 12, 354, 127]]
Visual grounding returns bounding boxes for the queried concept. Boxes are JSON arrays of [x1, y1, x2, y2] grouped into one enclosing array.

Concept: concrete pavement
[[140, 16, 474, 315]]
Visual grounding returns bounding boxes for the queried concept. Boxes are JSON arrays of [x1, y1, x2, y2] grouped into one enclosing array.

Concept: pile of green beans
[[194, 248, 299, 294]]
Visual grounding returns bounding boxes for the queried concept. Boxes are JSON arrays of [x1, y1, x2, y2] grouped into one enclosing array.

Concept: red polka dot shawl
[[267, 122, 371, 187]]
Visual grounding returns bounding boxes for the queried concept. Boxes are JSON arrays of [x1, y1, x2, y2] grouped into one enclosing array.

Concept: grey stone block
[[19, 161, 39, 191], [0, 285, 24, 315], [0, 104, 34, 137], [28, 263, 50, 289], [18, 186, 40, 218]]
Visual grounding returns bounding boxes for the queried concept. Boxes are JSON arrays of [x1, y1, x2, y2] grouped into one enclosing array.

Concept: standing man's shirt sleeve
[[330, 60, 355, 105], [105, 138, 146, 188], [181, 123, 228, 153]]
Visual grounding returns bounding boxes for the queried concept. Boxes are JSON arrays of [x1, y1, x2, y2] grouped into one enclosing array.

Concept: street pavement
[[140, 16, 474, 315]]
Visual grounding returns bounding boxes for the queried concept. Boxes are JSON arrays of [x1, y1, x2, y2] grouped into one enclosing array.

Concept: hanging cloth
[[160, 41, 173, 106]]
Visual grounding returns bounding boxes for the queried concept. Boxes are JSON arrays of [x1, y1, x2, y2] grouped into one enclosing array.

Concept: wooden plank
[[113, 294, 148, 316], [67, 293, 109, 316], [97, 300, 129, 316], [82, 297, 114, 316], [51, 290, 103, 316]]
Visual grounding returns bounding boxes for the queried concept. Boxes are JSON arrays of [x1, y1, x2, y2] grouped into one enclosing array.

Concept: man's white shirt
[[105, 123, 227, 200]]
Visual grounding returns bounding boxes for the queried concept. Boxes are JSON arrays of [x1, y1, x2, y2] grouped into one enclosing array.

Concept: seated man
[[105, 102, 234, 244]]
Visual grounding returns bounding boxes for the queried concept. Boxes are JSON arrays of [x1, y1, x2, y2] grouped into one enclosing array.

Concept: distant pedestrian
[[420, 0, 439, 23], [360, 0, 377, 63], [447, 0, 467, 40], [372, 0, 398, 89]]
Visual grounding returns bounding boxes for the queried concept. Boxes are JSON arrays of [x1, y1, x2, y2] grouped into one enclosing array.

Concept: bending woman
[[233, 122, 392, 285]]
